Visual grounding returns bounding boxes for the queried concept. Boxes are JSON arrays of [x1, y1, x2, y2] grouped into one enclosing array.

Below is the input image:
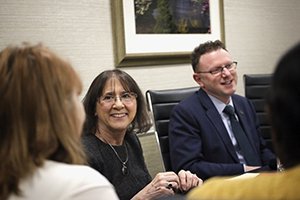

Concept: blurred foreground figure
[[0, 43, 118, 200]]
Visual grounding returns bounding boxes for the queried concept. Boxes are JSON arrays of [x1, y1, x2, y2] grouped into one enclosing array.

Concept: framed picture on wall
[[111, 0, 225, 67]]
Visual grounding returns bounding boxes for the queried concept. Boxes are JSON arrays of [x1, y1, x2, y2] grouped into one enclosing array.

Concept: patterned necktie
[[223, 105, 260, 165]]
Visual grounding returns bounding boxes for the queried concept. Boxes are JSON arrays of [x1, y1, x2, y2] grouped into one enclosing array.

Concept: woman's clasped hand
[[132, 170, 201, 199]]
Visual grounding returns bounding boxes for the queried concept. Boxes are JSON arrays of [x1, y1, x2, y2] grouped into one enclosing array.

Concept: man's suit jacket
[[169, 88, 275, 180]]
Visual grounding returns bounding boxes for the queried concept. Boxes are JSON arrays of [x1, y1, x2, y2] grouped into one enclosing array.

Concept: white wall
[[1, 0, 300, 97]]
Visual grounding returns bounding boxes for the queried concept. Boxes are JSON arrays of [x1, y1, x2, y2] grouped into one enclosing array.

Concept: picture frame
[[111, 0, 225, 67]]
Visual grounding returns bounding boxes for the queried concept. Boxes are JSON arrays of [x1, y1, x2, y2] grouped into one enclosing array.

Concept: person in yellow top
[[187, 42, 300, 200]]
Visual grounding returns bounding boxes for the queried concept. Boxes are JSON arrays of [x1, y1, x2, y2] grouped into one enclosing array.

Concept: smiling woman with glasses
[[81, 69, 202, 200]]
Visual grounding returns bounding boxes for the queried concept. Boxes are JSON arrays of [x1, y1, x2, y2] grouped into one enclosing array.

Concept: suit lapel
[[197, 90, 239, 162]]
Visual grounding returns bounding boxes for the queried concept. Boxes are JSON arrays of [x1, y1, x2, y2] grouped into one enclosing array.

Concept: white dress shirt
[[207, 94, 246, 164]]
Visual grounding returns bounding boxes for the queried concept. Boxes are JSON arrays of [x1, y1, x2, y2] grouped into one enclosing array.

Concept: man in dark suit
[[169, 40, 275, 180]]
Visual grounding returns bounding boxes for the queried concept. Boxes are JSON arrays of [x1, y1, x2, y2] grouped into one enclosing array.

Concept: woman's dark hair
[[82, 69, 152, 135]]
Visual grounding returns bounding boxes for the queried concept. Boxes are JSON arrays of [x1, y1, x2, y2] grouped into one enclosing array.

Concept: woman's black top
[[82, 133, 152, 200]]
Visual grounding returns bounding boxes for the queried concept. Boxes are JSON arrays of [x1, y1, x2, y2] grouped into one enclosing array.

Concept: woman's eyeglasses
[[99, 92, 137, 105]]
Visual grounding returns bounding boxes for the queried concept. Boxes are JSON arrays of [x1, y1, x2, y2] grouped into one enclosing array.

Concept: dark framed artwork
[[111, 0, 225, 67]]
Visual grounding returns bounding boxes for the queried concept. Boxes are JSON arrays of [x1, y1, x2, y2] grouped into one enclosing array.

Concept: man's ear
[[193, 73, 204, 87]]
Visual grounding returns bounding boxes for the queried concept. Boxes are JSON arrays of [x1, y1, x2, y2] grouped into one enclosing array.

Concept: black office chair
[[146, 86, 199, 171], [243, 74, 273, 152]]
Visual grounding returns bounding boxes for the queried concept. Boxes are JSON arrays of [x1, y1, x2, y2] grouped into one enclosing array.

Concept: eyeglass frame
[[98, 92, 138, 105], [196, 61, 238, 76]]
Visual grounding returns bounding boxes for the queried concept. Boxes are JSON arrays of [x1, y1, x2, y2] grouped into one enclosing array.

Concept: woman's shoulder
[[125, 133, 142, 147], [43, 160, 109, 183], [81, 132, 96, 142], [15, 160, 118, 200], [81, 134, 102, 150]]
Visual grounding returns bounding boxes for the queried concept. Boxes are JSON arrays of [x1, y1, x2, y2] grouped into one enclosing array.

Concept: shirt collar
[[207, 94, 233, 114]]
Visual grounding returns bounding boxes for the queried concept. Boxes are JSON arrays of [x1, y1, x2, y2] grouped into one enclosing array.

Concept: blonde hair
[[0, 43, 86, 199]]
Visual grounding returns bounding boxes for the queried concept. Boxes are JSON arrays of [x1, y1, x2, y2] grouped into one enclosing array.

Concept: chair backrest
[[146, 87, 199, 171], [243, 74, 273, 152]]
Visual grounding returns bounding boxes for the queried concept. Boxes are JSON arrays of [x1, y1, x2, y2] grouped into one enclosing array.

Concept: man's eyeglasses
[[99, 92, 137, 105], [196, 61, 238, 76]]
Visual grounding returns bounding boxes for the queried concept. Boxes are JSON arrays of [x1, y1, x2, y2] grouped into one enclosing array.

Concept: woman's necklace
[[97, 131, 129, 175]]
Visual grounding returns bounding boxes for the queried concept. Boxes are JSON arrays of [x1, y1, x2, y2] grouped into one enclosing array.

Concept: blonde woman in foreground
[[0, 43, 118, 200]]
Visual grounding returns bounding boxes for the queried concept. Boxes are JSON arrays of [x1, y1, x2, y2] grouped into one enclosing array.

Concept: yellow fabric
[[188, 165, 300, 200]]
